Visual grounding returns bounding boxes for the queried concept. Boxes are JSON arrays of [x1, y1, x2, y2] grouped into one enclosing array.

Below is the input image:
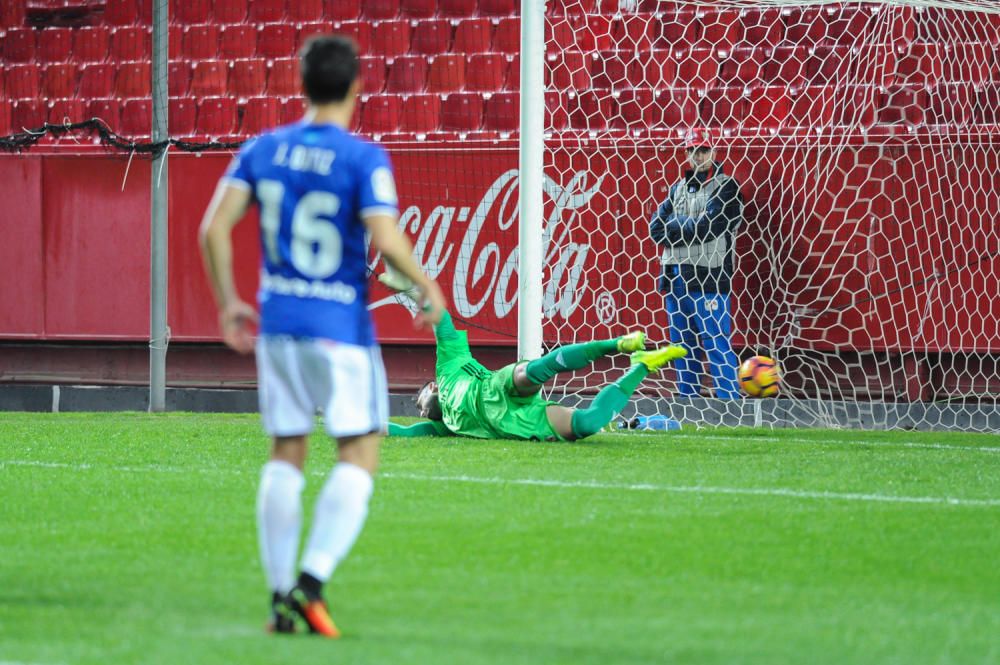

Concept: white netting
[[542, 0, 1000, 431]]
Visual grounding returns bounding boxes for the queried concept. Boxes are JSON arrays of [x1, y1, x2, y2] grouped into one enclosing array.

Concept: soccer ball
[[739, 355, 780, 398]]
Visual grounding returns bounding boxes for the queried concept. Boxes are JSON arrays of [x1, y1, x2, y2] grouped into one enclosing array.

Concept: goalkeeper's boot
[[266, 592, 297, 635], [631, 345, 688, 372], [616, 331, 647, 353], [289, 585, 341, 638]]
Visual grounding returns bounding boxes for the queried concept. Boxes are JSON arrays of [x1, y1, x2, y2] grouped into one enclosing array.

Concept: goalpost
[[530, 0, 1000, 431]]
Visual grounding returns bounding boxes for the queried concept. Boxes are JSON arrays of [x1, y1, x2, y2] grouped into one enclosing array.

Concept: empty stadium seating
[[4, 2, 1000, 143]]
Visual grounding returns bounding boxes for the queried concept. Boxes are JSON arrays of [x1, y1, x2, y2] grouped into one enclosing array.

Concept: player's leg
[[548, 345, 688, 440], [255, 337, 316, 634], [666, 291, 703, 396], [693, 292, 741, 399], [290, 342, 389, 638], [512, 332, 648, 395]]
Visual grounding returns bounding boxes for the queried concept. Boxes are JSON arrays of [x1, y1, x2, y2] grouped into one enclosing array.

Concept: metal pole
[[149, 0, 169, 411], [517, 0, 545, 361]]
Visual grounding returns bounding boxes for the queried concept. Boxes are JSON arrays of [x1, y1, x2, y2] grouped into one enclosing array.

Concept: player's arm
[[649, 187, 679, 245], [365, 213, 446, 327], [387, 420, 451, 437], [198, 182, 258, 354], [680, 179, 743, 243]]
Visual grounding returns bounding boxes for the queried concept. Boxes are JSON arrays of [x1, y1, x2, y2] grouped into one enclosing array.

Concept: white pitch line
[[668, 433, 1000, 454], [5, 461, 1000, 508], [380, 472, 1000, 507]]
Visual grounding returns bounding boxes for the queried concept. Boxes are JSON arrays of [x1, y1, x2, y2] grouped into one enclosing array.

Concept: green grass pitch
[[2, 412, 999, 665]]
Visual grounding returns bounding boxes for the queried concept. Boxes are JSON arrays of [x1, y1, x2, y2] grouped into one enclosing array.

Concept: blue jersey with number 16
[[224, 121, 398, 346]]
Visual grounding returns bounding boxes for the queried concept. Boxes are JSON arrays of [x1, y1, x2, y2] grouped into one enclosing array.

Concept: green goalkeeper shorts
[[478, 362, 565, 442]]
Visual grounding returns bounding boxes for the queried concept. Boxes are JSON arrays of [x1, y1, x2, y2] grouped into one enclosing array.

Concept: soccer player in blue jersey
[[199, 35, 446, 638]]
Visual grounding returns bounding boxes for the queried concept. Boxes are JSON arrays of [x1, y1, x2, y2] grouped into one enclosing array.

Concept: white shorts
[[255, 336, 389, 439]]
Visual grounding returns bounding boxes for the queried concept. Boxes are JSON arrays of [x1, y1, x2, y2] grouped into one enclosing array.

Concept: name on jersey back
[[272, 143, 335, 176]]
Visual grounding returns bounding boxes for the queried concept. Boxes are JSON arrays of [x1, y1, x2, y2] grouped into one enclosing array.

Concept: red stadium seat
[[169, 97, 197, 136], [894, 43, 944, 85], [3, 29, 36, 63], [44, 64, 77, 99], [182, 24, 219, 59], [698, 9, 741, 52], [242, 97, 281, 135], [782, 8, 823, 47], [190, 60, 229, 97], [637, 51, 677, 88], [717, 48, 764, 87], [506, 54, 519, 89], [675, 48, 719, 92], [926, 84, 973, 126], [610, 88, 654, 129], [121, 99, 152, 136], [545, 91, 567, 129], [1, 1, 26, 28], [289, 0, 324, 22], [427, 54, 465, 92], [761, 46, 812, 88], [611, 15, 654, 51], [399, 94, 440, 132], [6, 65, 40, 100], [821, 6, 873, 46], [268, 58, 300, 96], [700, 86, 746, 129], [944, 42, 991, 84], [329, 0, 362, 20], [87, 99, 121, 131], [466, 54, 507, 91], [258, 24, 297, 59], [746, 86, 790, 129], [359, 56, 388, 93], [737, 8, 783, 50], [493, 17, 519, 53], [105, 0, 148, 26], [877, 85, 927, 126], [214, 0, 248, 23], [0, 103, 9, 136], [439, 0, 475, 18], [79, 64, 115, 99], [411, 19, 452, 55], [47, 99, 85, 126], [197, 97, 238, 137], [336, 21, 372, 54], [453, 18, 492, 53], [588, 51, 625, 90], [297, 22, 334, 50], [360, 95, 403, 133], [110, 27, 151, 62], [658, 11, 697, 49], [400, 0, 437, 18], [168, 61, 191, 96], [787, 85, 876, 128], [652, 88, 698, 128], [219, 25, 257, 59], [372, 21, 411, 57], [230, 60, 267, 97], [386, 55, 428, 93], [568, 90, 611, 130], [483, 92, 518, 131], [364, 0, 400, 20], [249, 0, 286, 23], [38, 28, 72, 62], [171, 0, 210, 23], [12, 100, 47, 132], [480, 0, 516, 16], [281, 97, 307, 124], [74, 27, 110, 63], [440, 92, 482, 130], [115, 62, 151, 98], [169, 25, 182, 59]]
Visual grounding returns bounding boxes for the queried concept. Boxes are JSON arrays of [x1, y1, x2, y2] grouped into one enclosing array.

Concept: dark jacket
[[649, 161, 744, 295]]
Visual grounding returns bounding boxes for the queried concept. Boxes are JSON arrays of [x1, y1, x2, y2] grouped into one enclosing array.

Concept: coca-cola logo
[[369, 169, 604, 321]]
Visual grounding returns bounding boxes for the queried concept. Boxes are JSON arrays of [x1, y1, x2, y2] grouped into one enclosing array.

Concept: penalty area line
[[379, 472, 1000, 508]]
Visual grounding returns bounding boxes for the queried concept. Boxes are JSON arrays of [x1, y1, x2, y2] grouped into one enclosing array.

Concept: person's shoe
[[266, 592, 297, 635], [631, 345, 688, 372], [616, 331, 647, 353], [289, 586, 341, 639]]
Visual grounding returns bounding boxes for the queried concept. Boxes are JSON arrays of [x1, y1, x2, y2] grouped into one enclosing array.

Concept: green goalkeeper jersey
[[435, 327, 563, 442]]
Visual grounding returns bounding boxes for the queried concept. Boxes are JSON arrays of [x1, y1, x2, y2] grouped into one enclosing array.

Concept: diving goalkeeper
[[379, 271, 687, 442]]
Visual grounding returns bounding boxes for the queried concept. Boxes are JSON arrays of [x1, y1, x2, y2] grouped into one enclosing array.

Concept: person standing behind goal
[[649, 128, 744, 399], [199, 35, 446, 637]]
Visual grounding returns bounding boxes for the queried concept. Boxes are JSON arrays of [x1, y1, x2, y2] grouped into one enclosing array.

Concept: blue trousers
[[665, 290, 740, 399]]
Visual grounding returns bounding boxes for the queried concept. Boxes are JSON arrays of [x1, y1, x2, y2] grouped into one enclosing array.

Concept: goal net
[[540, 0, 1000, 431]]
